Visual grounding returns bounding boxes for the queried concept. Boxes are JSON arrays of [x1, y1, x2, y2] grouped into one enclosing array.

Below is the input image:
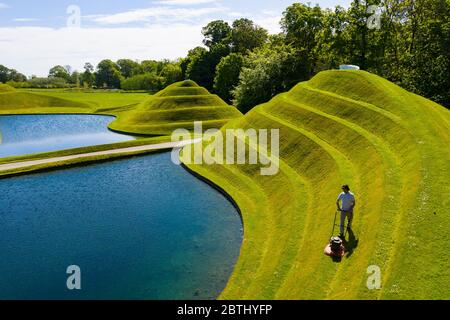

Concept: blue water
[[0, 115, 134, 158], [0, 152, 242, 300]]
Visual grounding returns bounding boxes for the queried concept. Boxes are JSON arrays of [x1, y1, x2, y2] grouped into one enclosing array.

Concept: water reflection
[[0, 114, 134, 158]]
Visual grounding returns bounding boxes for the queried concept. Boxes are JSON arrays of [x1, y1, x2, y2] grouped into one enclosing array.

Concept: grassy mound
[[0, 89, 150, 115], [181, 70, 450, 299], [110, 80, 243, 135], [28, 91, 148, 112], [0, 84, 16, 93], [0, 91, 95, 114]]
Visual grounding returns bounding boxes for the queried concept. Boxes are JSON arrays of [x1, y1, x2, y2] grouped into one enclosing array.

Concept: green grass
[[23, 90, 149, 111], [181, 70, 450, 300], [0, 135, 172, 166], [0, 89, 149, 115], [0, 91, 94, 114], [0, 84, 16, 93], [0, 135, 173, 178], [110, 80, 243, 135]]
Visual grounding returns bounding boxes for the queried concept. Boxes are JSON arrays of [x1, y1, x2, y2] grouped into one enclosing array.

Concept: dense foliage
[[121, 73, 164, 92], [183, 0, 449, 111], [213, 53, 245, 103], [0, 65, 27, 83], [232, 45, 308, 113]]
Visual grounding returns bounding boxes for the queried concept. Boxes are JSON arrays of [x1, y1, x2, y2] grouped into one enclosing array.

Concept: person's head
[[342, 185, 350, 193]]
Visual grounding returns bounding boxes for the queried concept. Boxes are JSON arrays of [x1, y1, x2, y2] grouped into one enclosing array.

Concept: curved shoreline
[[180, 162, 245, 300], [181, 162, 243, 226]]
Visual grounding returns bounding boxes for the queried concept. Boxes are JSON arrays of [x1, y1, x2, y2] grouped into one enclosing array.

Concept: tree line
[[1, 0, 448, 110], [1, 59, 183, 92]]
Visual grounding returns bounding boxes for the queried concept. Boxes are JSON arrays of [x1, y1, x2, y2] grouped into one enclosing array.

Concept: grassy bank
[[0, 136, 172, 165], [181, 70, 450, 299]]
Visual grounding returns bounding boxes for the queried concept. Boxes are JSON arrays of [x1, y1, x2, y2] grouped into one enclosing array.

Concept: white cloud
[[0, 3, 10, 9], [228, 11, 244, 18], [13, 18, 40, 22], [153, 0, 218, 5], [224, 10, 282, 35], [88, 6, 228, 25], [254, 12, 282, 35], [0, 25, 203, 76], [0, 2, 284, 76]]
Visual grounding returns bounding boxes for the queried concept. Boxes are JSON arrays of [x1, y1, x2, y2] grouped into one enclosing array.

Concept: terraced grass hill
[[181, 70, 450, 299], [0, 84, 16, 93], [110, 80, 243, 135]]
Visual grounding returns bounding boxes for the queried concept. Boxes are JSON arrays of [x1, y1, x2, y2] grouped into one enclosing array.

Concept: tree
[[95, 60, 122, 89], [0, 65, 9, 83], [202, 20, 232, 48], [28, 77, 68, 88], [70, 71, 81, 87], [399, 0, 450, 107], [160, 63, 183, 87], [214, 53, 245, 103], [81, 63, 95, 88], [121, 73, 164, 91], [0, 65, 26, 83], [180, 47, 206, 79], [186, 44, 229, 90], [231, 18, 268, 54], [140, 60, 159, 74], [49, 65, 71, 81], [345, 0, 374, 70], [232, 45, 308, 113], [117, 59, 141, 78], [311, 7, 345, 70], [281, 3, 325, 76]]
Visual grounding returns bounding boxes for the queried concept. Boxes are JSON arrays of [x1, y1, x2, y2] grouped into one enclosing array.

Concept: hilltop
[[110, 80, 243, 136]]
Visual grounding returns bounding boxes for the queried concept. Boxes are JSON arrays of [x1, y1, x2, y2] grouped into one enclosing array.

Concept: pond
[[0, 114, 134, 158], [0, 152, 243, 299]]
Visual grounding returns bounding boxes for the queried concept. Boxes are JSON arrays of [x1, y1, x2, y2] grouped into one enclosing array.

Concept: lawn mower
[[324, 210, 346, 257]]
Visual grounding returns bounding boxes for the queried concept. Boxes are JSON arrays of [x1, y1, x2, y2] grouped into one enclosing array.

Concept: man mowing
[[336, 185, 356, 237]]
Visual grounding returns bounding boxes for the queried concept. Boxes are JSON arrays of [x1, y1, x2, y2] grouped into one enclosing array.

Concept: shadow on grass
[[343, 228, 359, 258], [331, 255, 343, 263]]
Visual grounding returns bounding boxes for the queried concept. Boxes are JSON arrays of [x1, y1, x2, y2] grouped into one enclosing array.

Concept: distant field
[[0, 89, 150, 115], [18, 89, 150, 111], [181, 70, 450, 299]]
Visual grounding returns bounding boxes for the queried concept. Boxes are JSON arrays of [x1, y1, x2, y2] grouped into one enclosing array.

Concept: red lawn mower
[[324, 210, 346, 257]]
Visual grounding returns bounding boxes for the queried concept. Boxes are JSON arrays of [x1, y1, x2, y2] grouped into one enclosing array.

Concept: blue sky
[[0, 0, 352, 76]]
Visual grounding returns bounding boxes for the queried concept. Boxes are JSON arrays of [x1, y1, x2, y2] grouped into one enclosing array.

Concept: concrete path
[[0, 138, 201, 173]]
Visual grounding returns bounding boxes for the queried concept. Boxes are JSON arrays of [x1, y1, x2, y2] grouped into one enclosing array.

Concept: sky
[[0, 0, 352, 76]]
